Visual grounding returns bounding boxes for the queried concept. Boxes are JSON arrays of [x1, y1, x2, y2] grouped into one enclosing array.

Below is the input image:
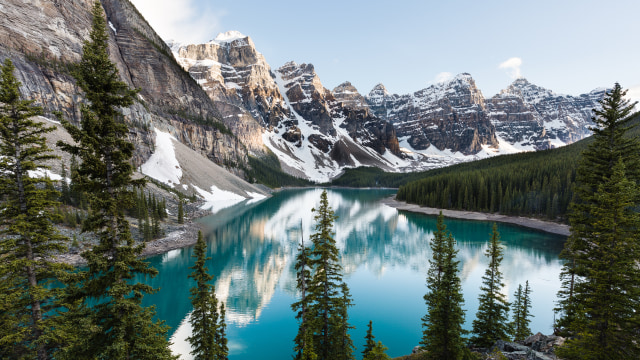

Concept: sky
[[130, 0, 640, 102]]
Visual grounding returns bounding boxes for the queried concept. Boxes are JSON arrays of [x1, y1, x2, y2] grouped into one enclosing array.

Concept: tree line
[[0, 2, 228, 359]]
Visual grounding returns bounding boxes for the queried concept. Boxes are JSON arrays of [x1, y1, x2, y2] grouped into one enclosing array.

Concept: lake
[[136, 188, 566, 359]]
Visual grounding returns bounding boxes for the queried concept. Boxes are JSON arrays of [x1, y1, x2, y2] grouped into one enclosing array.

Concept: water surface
[[137, 188, 566, 359]]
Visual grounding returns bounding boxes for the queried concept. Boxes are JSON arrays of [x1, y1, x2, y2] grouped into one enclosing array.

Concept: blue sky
[[130, 0, 640, 101]]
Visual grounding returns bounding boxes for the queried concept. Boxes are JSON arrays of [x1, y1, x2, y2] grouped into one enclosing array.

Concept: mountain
[[0, 0, 264, 199], [172, 36, 405, 182], [365, 73, 498, 155], [487, 78, 607, 149], [366, 75, 607, 158]]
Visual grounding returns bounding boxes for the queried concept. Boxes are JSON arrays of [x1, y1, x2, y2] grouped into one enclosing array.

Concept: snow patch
[[140, 129, 182, 187], [108, 21, 117, 34], [27, 169, 62, 181], [194, 185, 246, 214], [212, 30, 247, 43], [38, 115, 61, 125]]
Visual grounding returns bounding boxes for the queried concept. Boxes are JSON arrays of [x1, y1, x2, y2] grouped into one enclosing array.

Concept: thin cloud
[[434, 72, 453, 84], [499, 57, 523, 79], [129, 0, 226, 44]]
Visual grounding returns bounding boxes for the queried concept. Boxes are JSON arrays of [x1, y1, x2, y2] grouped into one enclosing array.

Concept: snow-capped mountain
[[366, 75, 607, 156], [488, 78, 607, 149], [365, 73, 497, 155], [172, 35, 404, 182], [173, 30, 607, 181]]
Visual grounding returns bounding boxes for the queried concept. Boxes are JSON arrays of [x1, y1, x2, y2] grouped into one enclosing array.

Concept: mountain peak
[[369, 83, 389, 96], [211, 30, 248, 43]]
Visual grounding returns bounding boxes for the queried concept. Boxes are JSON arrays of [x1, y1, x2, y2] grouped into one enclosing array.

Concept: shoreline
[[55, 218, 205, 267], [382, 197, 571, 237]]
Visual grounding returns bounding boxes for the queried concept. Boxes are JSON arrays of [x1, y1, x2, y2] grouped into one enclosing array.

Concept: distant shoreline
[[382, 197, 571, 237]]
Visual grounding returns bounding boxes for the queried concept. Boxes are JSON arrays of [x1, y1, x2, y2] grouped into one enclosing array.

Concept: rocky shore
[[396, 332, 565, 360], [382, 197, 570, 237]]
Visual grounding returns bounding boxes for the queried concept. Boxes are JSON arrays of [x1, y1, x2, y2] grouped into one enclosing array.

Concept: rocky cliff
[[488, 78, 606, 149], [366, 75, 606, 155], [172, 35, 404, 182], [0, 0, 246, 172], [366, 74, 498, 155]]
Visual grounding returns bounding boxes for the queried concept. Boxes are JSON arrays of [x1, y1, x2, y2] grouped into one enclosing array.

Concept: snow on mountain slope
[[141, 128, 268, 213]]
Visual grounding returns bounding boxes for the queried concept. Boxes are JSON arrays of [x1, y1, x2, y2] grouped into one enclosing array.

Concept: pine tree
[[187, 231, 228, 359], [362, 320, 376, 358], [555, 84, 640, 359], [303, 190, 354, 360], [60, 161, 71, 205], [56, 2, 173, 358], [510, 281, 533, 341], [217, 302, 229, 360], [0, 58, 70, 359], [363, 341, 391, 360], [557, 159, 640, 359], [421, 212, 466, 359], [471, 224, 510, 348], [178, 199, 184, 224], [300, 328, 318, 360], [331, 283, 355, 360], [293, 221, 313, 359]]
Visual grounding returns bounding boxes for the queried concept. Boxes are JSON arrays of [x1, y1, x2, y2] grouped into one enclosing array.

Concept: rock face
[[490, 333, 565, 360], [0, 0, 246, 173], [366, 75, 607, 155], [366, 73, 498, 155], [173, 35, 404, 181], [488, 78, 606, 149], [171, 31, 290, 153], [332, 81, 370, 111]]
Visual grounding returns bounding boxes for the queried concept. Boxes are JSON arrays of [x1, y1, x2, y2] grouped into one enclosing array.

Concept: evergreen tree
[[510, 281, 533, 341], [555, 84, 640, 359], [217, 303, 229, 360], [421, 212, 466, 359], [60, 161, 71, 205], [187, 231, 228, 360], [331, 283, 355, 360], [178, 199, 184, 224], [56, 2, 173, 358], [300, 328, 318, 360], [304, 190, 354, 360], [362, 320, 376, 358], [557, 159, 640, 359], [293, 221, 313, 359], [0, 58, 70, 359], [471, 224, 510, 348], [363, 341, 391, 360]]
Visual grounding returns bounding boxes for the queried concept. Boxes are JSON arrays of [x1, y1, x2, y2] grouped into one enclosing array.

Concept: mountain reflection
[[138, 188, 565, 358]]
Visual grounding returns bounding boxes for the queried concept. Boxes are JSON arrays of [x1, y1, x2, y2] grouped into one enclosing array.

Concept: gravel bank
[[382, 197, 570, 236]]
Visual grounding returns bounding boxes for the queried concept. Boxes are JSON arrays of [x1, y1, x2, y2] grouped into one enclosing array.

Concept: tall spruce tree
[[303, 190, 354, 360], [56, 2, 174, 358], [556, 84, 640, 359], [187, 231, 228, 360], [293, 221, 313, 359], [362, 320, 376, 358], [471, 224, 510, 348], [421, 212, 466, 359], [363, 341, 391, 360], [0, 58, 70, 360], [509, 281, 533, 341], [557, 159, 640, 359]]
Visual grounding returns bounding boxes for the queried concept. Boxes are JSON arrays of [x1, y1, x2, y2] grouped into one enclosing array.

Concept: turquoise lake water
[[136, 188, 566, 359]]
